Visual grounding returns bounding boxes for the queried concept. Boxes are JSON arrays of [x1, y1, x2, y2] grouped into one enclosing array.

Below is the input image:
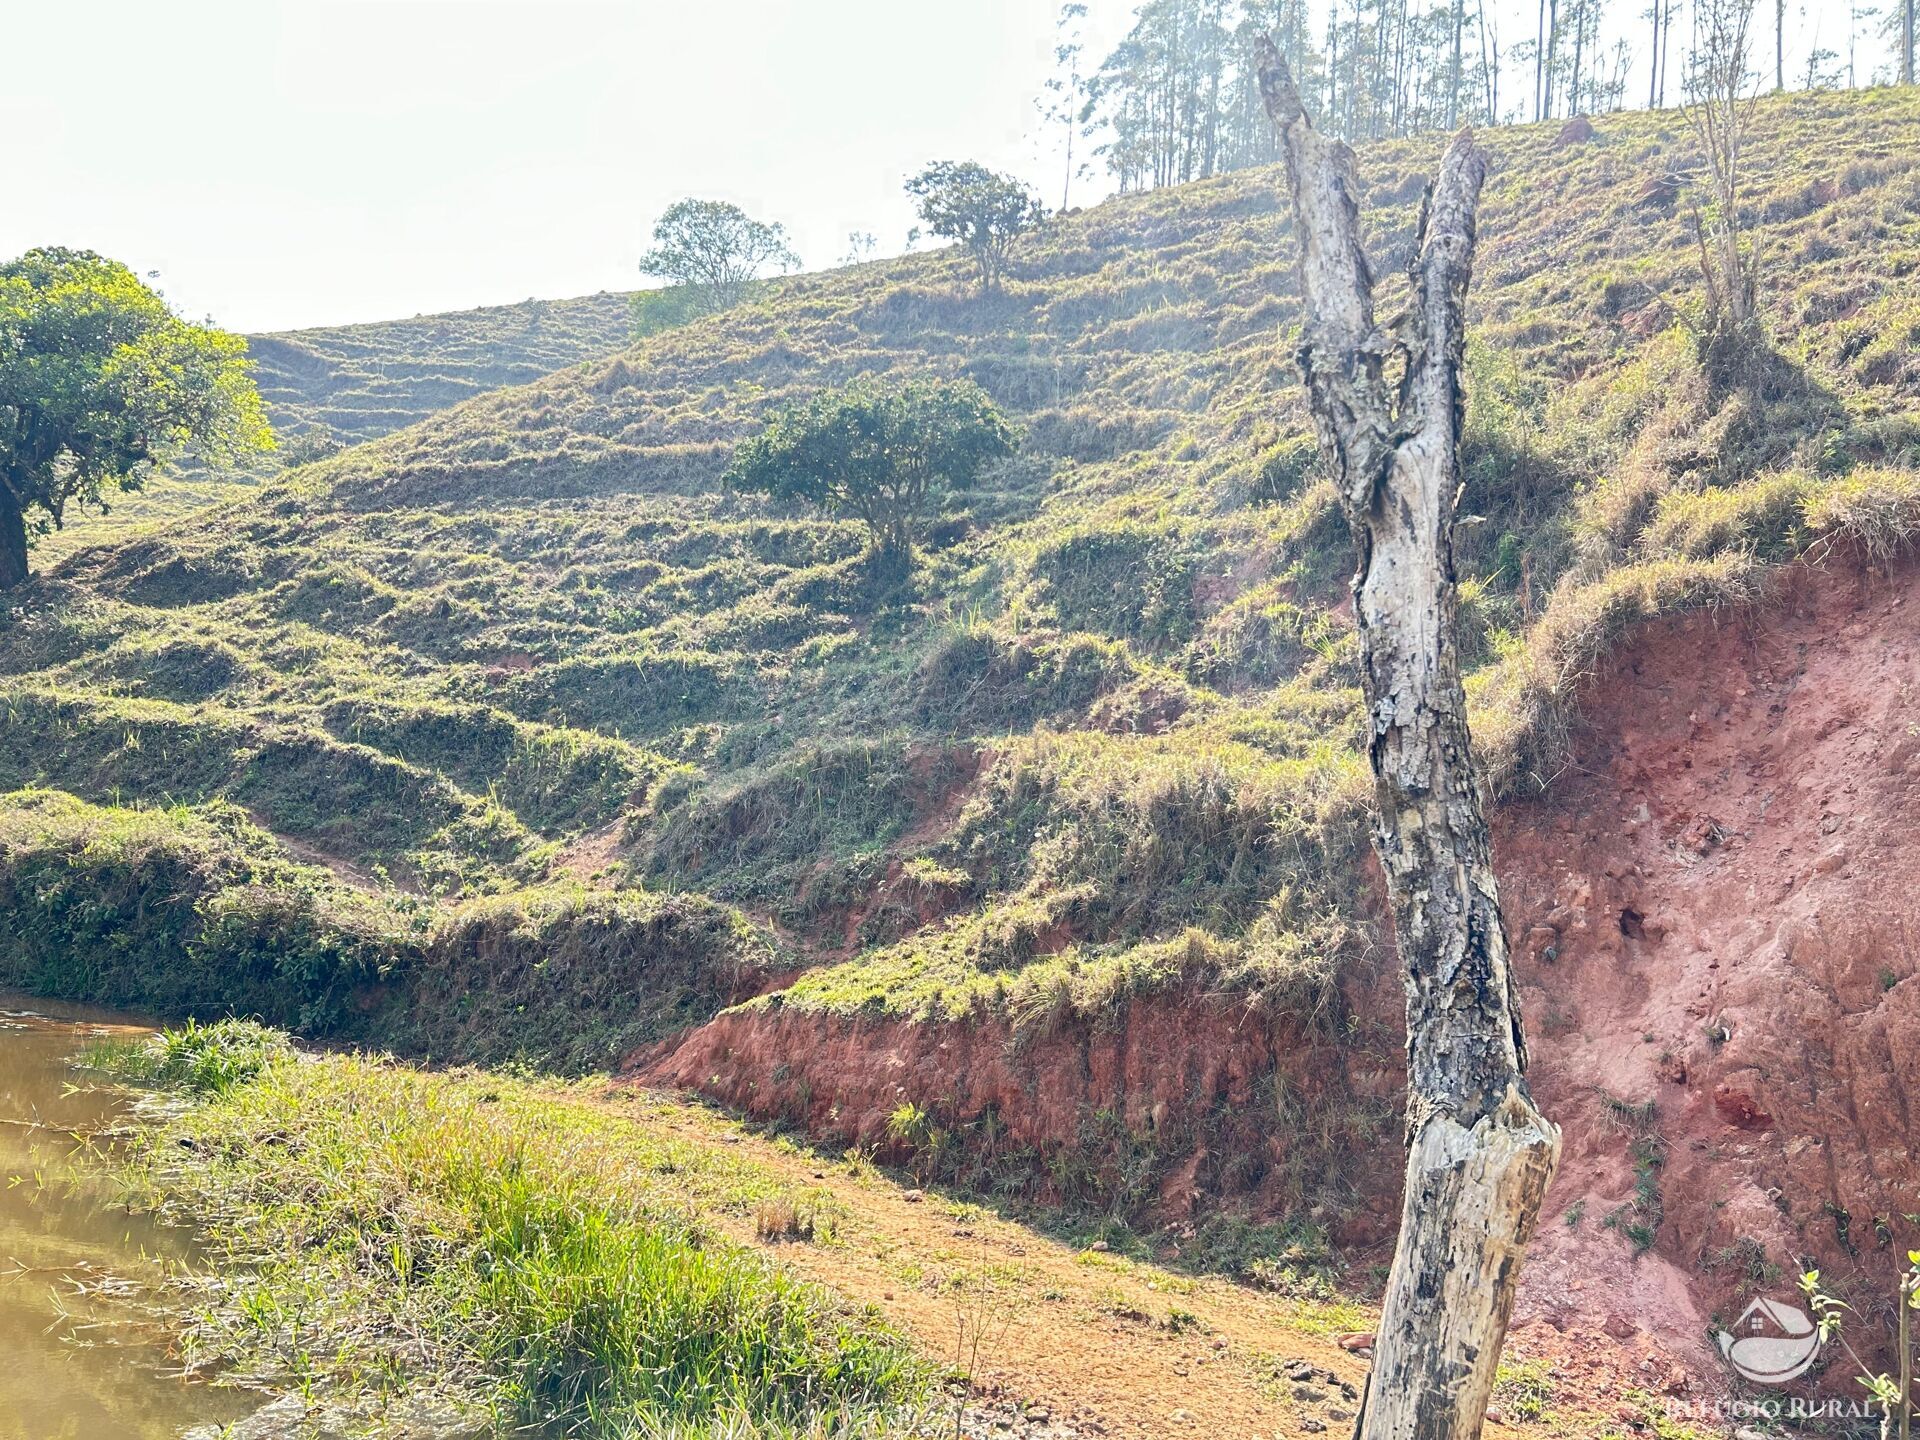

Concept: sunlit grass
[[96, 1023, 928, 1438]]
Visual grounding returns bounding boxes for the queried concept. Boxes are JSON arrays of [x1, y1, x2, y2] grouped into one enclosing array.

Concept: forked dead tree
[[1256, 38, 1561, 1440]]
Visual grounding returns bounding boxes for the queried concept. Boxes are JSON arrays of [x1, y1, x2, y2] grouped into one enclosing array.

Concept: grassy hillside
[[247, 289, 638, 450], [6, 88, 1920, 1190], [30, 290, 642, 572]]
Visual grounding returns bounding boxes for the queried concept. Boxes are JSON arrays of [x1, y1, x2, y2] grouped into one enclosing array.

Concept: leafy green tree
[[0, 248, 271, 589], [724, 377, 1018, 566], [638, 199, 799, 317], [904, 162, 1045, 293]]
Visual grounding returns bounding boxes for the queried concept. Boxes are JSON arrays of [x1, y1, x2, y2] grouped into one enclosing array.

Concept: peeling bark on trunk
[[1257, 39, 1560, 1440]]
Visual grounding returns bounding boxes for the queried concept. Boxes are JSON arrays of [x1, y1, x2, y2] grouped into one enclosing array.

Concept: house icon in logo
[[1716, 1296, 1823, 1384]]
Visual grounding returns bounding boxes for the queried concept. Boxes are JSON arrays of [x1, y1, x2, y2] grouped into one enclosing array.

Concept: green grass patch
[[96, 1024, 926, 1437]]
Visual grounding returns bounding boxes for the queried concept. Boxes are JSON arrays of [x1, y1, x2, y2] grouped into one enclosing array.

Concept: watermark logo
[[1715, 1296, 1824, 1384]]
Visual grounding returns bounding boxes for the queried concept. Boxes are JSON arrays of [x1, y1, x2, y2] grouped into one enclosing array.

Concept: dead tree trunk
[[1256, 39, 1560, 1440]]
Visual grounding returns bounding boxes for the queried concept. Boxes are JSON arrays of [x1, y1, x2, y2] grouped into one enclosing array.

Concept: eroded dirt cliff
[[1501, 549, 1920, 1372], [636, 550, 1920, 1381]]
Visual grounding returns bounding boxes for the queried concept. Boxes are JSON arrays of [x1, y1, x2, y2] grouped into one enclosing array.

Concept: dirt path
[[589, 1085, 1664, 1440]]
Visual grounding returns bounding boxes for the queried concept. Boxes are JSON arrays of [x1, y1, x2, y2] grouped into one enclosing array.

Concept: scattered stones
[[1292, 1385, 1328, 1403], [951, 1394, 1089, 1438], [1681, 814, 1726, 853]]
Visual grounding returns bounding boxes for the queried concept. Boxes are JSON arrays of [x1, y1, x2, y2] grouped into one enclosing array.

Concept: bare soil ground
[[586, 1085, 1705, 1440]]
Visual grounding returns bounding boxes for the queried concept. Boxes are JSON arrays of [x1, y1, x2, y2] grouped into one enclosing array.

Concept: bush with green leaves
[[638, 198, 799, 316], [723, 376, 1019, 565]]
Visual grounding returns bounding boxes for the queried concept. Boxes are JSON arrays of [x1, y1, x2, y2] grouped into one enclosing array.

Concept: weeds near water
[[83, 1017, 289, 1096], [96, 1022, 927, 1439]]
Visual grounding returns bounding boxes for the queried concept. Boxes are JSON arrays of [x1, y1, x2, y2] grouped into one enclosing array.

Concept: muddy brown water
[[0, 993, 255, 1440]]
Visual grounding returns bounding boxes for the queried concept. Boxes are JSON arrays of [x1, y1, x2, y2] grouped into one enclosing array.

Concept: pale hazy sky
[[6, 1, 1138, 333], [6, 1, 1893, 334]]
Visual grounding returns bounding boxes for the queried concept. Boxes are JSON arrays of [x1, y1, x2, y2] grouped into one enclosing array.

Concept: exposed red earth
[[635, 549, 1920, 1395], [1501, 548, 1920, 1385]]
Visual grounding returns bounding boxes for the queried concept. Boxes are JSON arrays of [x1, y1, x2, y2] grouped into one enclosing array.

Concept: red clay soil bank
[[636, 551, 1920, 1375], [635, 976, 1408, 1242], [1499, 552, 1920, 1372]]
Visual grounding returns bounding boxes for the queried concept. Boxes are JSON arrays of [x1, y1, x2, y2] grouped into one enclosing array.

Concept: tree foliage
[[723, 377, 1018, 563], [637, 199, 799, 317], [1038, 3, 1092, 209], [1082, 0, 1504, 186], [905, 163, 1044, 293], [0, 247, 271, 588]]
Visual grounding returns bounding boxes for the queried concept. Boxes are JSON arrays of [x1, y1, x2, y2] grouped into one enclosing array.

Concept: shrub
[[723, 376, 1019, 566], [89, 1017, 291, 1095]]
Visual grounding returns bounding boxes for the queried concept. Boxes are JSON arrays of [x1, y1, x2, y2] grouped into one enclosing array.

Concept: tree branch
[[1255, 38, 1400, 519]]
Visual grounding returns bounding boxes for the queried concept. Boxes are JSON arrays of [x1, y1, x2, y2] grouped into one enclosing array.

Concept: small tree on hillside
[[724, 377, 1018, 568], [0, 248, 272, 589], [1683, 0, 1763, 375], [638, 199, 799, 317], [905, 162, 1045, 293]]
